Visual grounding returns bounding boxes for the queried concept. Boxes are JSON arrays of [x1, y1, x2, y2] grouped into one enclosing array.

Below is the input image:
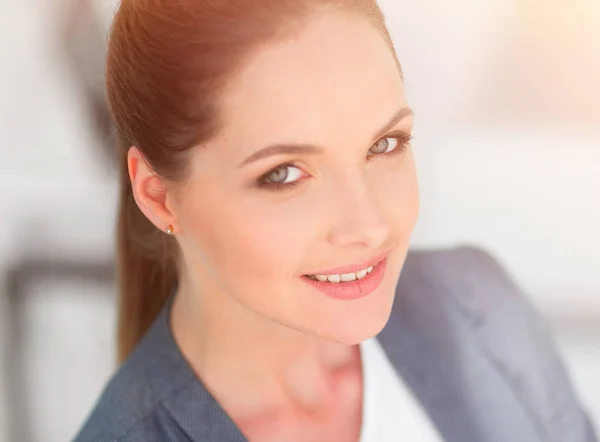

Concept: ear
[[128, 146, 178, 234]]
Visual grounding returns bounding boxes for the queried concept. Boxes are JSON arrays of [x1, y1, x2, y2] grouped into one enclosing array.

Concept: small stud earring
[[165, 225, 174, 235]]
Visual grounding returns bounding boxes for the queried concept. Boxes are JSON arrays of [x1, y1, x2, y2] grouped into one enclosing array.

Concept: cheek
[[374, 150, 420, 230], [403, 152, 420, 224], [179, 182, 313, 290]]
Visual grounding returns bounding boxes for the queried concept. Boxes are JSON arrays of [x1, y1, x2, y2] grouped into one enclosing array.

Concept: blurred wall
[[379, 0, 600, 314]]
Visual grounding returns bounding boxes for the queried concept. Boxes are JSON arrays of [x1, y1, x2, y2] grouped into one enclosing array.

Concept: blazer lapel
[[376, 249, 548, 442], [376, 251, 487, 442], [141, 299, 248, 442], [162, 383, 247, 442]]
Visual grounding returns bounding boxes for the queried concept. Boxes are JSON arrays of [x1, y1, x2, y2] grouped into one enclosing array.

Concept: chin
[[319, 299, 394, 346]]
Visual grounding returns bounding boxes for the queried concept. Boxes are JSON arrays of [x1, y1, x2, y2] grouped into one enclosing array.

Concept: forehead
[[217, 12, 406, 153]]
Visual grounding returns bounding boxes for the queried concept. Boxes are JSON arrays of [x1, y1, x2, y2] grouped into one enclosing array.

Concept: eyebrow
[[238, 107, 413, 168]]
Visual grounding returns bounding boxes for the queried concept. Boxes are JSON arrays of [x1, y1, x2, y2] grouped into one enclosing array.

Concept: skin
[[130, 11, 419, 442]]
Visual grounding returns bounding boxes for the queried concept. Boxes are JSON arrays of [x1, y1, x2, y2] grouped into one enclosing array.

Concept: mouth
[[300, 253, 389, 300], [303, 261, 380, 283]]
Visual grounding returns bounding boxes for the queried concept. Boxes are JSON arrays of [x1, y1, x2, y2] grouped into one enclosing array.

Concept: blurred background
[[0, 0, 598, 441]]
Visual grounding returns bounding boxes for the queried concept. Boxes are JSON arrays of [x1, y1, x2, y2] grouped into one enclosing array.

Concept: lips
[[301, 253, 389, 300], [303, 252, 388, 279], [305, 262, 376, 283]]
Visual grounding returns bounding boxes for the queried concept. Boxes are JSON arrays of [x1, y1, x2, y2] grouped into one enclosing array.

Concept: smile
[[305, 263, 376, 283], [301, 254, 389, 300]]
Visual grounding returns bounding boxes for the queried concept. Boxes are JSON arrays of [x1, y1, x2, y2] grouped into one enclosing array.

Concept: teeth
[[327, 274, 341, 283], [356, 269, 368, 279], [341, 273, 356, 282], [309, 264, 376, 283]]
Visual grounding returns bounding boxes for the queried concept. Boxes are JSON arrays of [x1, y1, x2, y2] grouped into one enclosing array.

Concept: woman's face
[[174, 12, 419, 344]]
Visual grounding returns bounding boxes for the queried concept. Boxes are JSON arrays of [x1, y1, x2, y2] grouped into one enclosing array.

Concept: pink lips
[[301, 254, 388, 301], [306, 252, 388, 276]]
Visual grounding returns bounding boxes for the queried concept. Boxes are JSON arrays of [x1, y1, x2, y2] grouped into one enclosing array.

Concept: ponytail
[[116, 151, 177, 363]]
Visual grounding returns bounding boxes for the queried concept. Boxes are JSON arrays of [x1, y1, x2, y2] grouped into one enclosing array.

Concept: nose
[[326, 178, 390, 250]]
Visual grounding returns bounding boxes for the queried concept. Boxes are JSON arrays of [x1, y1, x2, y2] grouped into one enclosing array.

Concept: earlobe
[[127, 146, 178, 234]]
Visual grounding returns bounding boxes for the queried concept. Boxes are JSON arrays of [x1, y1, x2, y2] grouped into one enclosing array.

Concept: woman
[[75, 0, 596, 441]]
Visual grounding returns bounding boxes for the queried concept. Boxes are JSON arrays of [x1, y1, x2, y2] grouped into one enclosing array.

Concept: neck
[[170, 276, 361, 418]]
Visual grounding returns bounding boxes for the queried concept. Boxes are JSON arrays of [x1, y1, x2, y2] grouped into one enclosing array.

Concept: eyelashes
[[257, 164, 307, 191], [368, 131, 412, 160], [257, 132, 413, 191]]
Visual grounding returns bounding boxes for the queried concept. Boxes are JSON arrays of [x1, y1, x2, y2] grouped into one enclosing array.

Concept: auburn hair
[[107, 0, 396, 362]]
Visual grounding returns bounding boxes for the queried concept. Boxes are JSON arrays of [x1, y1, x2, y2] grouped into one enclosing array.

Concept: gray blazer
[[74, 247, 597, 442]]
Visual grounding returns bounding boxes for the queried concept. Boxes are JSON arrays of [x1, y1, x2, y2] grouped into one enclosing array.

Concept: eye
[[367, 132, 413, 159], [260, 164, 305, 187], [369, 137, 399, 155]]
